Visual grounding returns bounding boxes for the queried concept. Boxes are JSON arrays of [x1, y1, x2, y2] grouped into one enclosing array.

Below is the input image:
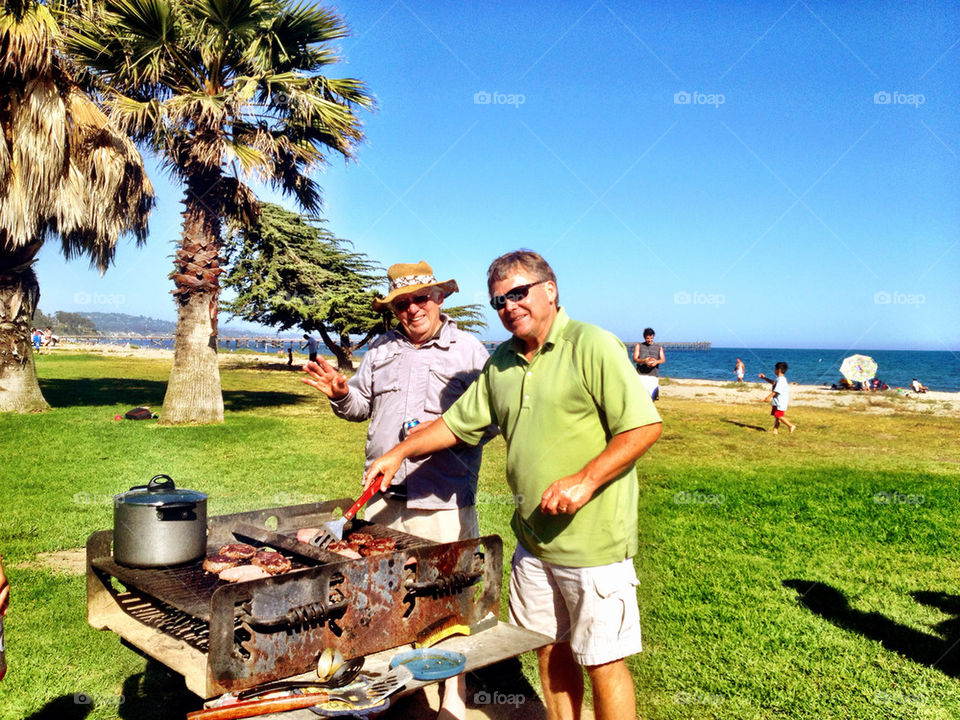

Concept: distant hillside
[[72, 312, 274, 337], [80, 312, 177, 334]]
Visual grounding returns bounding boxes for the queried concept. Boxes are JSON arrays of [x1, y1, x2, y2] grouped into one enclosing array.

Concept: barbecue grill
[[86, 499, 511, 698]]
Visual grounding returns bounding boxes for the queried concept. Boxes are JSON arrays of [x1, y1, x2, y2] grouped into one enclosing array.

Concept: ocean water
[[650, 347, 960, 394], [86, 338, 960, 393]]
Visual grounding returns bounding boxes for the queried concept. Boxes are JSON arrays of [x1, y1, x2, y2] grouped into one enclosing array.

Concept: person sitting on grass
[[759, 362, 796, 434]]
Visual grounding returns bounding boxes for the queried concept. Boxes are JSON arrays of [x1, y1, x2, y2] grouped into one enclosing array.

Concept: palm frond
[[0, 0, 58, 75]]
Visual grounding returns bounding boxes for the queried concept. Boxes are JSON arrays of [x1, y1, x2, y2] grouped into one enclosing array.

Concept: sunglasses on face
[[392, 293, 434, 313], [489, 280, 546, 311]]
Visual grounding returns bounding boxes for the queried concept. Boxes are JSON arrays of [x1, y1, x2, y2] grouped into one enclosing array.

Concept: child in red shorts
[[759, 362, 796, 434]]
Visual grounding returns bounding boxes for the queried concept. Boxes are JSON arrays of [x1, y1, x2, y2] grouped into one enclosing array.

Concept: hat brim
[[372, 278, 459, 311]]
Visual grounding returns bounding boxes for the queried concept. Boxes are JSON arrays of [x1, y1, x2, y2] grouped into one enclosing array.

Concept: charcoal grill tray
[[91, 516, 431, 621]]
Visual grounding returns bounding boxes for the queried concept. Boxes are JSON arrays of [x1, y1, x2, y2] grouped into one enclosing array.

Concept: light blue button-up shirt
[[330, 315, 491, 509]]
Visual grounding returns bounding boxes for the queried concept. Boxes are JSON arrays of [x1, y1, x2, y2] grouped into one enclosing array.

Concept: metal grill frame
[[87, 499, 502, 697]]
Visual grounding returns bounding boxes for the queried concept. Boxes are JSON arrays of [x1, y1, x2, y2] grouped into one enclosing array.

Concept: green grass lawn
[[1, 350, 959, 719]]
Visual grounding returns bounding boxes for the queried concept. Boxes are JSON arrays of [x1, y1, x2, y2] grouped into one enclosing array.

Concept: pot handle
[[156, 502, 199, 521], [126, 474, 176, 493], [147, 474, 176, 492]]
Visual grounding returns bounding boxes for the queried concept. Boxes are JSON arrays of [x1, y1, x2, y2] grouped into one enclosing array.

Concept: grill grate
[[92, 519, 429, 621], [113, 590, 218, 652]]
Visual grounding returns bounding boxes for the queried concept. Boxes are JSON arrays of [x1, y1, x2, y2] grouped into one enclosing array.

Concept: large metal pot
[[113, 475, 207, 567]]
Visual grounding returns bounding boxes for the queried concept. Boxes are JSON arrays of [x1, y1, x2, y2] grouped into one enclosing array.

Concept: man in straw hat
[[302, 260, 491, 720], [364, 250, 662, 720]]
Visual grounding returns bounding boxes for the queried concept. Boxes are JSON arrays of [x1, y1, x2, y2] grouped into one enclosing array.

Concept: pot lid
[[115, 475, 207, 506]]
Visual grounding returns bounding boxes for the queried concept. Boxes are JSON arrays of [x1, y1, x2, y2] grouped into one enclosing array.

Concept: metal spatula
[[325, 664, 413, 707], [311, 476, 382, 548]]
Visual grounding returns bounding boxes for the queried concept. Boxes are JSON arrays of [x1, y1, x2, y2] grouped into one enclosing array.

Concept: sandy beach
[[659, 377, 960, 417]]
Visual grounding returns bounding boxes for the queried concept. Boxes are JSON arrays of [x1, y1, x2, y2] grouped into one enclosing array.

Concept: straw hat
[[372, 261, 459, 311]]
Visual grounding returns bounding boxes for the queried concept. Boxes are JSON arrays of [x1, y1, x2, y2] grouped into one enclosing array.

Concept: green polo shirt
[[444, 308, 661, 567]]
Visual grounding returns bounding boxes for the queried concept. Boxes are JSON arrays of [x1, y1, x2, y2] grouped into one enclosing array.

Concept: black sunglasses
[[392, 292, 434, 313], [489, 280, 546, 311]]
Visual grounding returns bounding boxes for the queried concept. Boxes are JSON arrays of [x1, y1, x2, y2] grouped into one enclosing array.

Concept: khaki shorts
[[364, 496, 479, 543], [508, 544, 642, 667]]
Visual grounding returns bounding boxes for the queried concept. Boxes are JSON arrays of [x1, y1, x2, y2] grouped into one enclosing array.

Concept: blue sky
[[34, 0, 959, 350]]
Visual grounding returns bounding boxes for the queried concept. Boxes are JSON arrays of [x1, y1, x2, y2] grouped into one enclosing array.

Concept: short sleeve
[[443, 364, 494, 446], [578, 327, 661, 434]]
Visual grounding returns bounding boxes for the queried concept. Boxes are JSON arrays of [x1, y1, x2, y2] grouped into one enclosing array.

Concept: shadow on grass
[[24, 695, 93, 720], [22, 661, 200, 720], [40, 378, 167, 408], [39, 378, 311, 412], [721, 419, 767, 432], [783, 579, 960, 678], [117, 660, 202, 719]]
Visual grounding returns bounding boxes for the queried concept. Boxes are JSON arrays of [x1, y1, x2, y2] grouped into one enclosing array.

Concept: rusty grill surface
[[87, 500, 502, 696]]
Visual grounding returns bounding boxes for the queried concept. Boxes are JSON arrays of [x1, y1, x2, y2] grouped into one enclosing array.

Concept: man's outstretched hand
[[301, 359, 349, 400]]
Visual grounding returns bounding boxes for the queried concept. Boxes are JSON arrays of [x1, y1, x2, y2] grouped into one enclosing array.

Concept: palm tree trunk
[[159, 290, 224, 424], [0, 262, 50, 412], [160, 179, 226, 424]]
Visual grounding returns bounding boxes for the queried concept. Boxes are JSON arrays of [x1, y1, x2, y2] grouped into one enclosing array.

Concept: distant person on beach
[[759, 362, 796, 434], [633, 327, 665, 400], [302, 333, 319, 363], [287, 348, 293, 367], [910, 378, 928, 393], [735, 357, 745, 382]]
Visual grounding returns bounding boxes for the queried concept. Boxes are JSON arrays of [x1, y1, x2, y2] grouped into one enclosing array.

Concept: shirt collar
[[395, 313, 456, 349]]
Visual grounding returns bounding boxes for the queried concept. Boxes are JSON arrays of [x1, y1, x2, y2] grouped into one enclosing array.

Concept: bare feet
[[789, 425, 797, 433]]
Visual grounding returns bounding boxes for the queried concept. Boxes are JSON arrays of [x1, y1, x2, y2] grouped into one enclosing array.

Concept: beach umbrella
[[840, 354, 878, 383]]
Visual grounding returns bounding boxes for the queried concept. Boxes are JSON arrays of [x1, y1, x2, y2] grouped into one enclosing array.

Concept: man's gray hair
[[486, 250, 559, 306]]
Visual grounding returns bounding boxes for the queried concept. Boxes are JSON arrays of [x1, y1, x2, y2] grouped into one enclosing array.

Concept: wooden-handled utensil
[[187, 665, 413, 720]]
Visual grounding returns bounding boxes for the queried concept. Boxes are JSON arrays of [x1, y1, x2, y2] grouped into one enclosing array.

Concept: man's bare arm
[[363, 418, 461, 492], [540, 423, 663, 515]]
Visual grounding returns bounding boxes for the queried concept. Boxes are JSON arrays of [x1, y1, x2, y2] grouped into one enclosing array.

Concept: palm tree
[[67, 0, 373, 424], [0, 0, 154, 412]]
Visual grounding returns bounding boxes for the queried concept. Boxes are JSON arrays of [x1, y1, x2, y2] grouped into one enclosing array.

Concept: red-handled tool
[[311, 475, 382, 548]]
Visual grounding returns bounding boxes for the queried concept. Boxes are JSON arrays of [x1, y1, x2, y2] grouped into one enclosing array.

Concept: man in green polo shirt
[[364, 250, 662, 720]]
